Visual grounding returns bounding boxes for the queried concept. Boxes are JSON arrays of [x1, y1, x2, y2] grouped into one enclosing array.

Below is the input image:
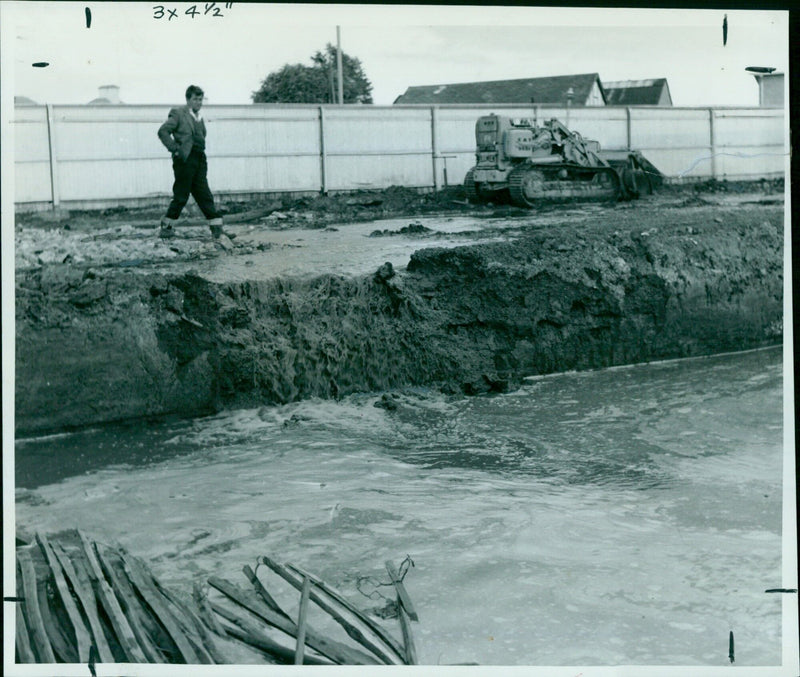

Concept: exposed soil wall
[[15, 201, 783, 436]]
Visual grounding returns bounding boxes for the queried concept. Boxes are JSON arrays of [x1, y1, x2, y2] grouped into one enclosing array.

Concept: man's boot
[[159, 216, 177, 239], [208, 217, 225, 239]]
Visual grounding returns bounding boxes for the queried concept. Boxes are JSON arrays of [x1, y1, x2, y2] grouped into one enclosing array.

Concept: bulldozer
[[464, 113, 661, 207]]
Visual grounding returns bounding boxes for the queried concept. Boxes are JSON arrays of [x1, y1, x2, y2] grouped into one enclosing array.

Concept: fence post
[[319, 106, 328, 194], [431, 105, 440, 191], [708, 108, 717, 180], [626, 107, 632, 151], [45, 104, 61, 208]]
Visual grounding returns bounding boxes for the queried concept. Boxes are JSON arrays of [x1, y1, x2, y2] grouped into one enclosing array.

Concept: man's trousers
[[165, 147, 220, 220]]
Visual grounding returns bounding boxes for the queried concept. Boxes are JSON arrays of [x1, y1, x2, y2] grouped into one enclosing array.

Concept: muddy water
[[14, 347, 785, 666]]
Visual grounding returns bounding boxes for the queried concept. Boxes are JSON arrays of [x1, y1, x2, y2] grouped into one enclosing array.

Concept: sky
[[1, 3, 789, 108]]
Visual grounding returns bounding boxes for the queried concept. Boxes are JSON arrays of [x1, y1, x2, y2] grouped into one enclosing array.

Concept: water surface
[[15, 347, 784, 666]]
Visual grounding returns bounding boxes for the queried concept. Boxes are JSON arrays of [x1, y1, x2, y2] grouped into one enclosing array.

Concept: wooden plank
[[209, 576, 294, 639], [294, 576, 311, 665], [15, 556, 38, 663], [242, 565, 292, 620], [208, 576, 379, 665], [36, 534, 93, 662], [397, 598, 418, 665], [93, 542, 164, 662], [153, 580, 221, 664], [36, 575, 79, 663], [193, 582, 227, 636], [385, 560, 418, 621], [52, 541, 115, 663], [260, 556, 398, 664], [211, 602, 331, 665], [285, 562, 407, 663], [15, 597, 38, 663], [119, 550, 202, 664], [77, 531, 148, 663]]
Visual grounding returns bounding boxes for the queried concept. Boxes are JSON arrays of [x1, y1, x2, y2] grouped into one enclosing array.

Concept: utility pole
[[336, 26, 344, 104]]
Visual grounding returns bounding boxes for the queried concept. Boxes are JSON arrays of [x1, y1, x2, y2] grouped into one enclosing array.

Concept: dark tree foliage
[[252, 43, 373, 104]]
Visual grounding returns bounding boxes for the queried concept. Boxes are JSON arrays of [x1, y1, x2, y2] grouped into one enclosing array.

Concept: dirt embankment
[[14, 185, 784, 435]]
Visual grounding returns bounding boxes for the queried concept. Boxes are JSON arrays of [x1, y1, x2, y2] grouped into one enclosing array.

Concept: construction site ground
[[13, 179, 783, 277]]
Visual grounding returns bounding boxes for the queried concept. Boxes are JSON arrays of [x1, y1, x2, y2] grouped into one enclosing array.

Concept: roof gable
[[603, 78, 672, 106], [395, 73, 606, 105]]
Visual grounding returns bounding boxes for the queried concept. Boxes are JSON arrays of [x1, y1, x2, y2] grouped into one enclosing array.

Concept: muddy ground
[[14, 179, 784, 435]]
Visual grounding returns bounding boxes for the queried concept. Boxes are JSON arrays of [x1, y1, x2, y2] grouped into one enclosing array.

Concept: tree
[[252, 43, 373, 104]]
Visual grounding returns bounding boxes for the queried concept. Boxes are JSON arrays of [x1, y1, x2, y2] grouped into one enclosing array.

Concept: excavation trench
[[14, 200, 783, 436]]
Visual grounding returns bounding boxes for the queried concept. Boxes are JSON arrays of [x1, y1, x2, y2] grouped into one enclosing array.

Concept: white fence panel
[[433, 108, 480, 186], [629, 108, 712, 150], [326, 154, 433, 191], [325, 109, 432, 153], [209, 108, 321, 193], [324, 108, 433, 190], [57, 159, 170, 201], [15, 163, 53, 203], [50, 106, 167, 160], [13, 106, 50, 162], [211, 108, 320, 156], [13, 107, 52, 202], [712, 109, 785, 178], [644, 148, 718, 178], [212, 155, 321, 193], [713, 109, 785, 146], [714, 147, 786, 179], [434, 107, 481, 152]]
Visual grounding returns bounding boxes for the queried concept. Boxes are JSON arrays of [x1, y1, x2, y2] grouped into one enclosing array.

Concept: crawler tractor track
[[507, 164, 622, 208], [463, 169, 480, 202]]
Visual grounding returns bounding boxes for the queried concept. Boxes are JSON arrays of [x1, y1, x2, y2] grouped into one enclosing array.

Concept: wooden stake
[[51, 541, 115, 663], [397, 597, 418, 665], [242, 565, 292, 620], [36, 534, 93, 662], [385, 560, 418, 621], [152, 581, 218, 664], [15, 598, 37, 663], [35, 575, 79, 663], [261, 557, 397, 664], [208, 576, 379, 664], [211, 602, 330, 665], [286, 562, 407, 663], [77, 531, 148, 663], [93, 542, 163, 662], [294, 576, 311, 664], [120, 550, 203, 664], [193, 582, 227, 636]]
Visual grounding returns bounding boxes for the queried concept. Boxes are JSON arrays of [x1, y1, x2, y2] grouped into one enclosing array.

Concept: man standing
[[157, 85, 225, 239]]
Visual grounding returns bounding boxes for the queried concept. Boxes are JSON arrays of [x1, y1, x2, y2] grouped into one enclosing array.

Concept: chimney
[[98, 84, 120, 104], [752, 72, 784, 107]]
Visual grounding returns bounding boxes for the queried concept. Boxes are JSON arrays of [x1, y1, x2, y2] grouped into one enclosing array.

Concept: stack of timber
[[206, 555, 420, 664], [14, 530, 420, 666], [15, 529, 230, 664]]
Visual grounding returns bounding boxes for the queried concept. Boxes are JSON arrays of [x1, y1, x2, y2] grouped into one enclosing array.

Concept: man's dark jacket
[[157, 105, 205, 161]]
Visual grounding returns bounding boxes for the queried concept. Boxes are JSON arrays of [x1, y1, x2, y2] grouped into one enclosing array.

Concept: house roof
[[603, 78, 672, 105], [87, 97, 125, 105], [394, 73, 605, 105]]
